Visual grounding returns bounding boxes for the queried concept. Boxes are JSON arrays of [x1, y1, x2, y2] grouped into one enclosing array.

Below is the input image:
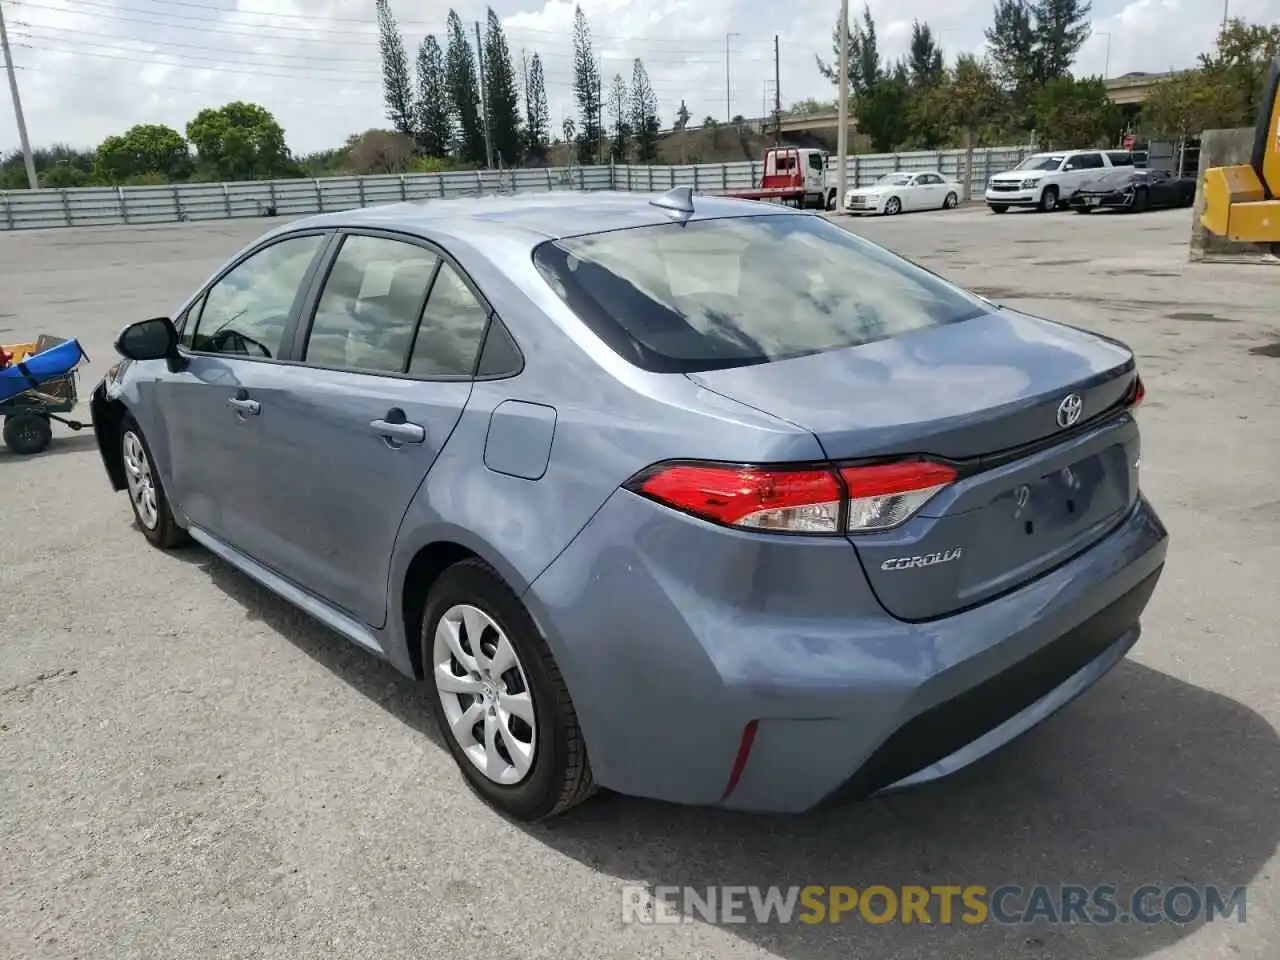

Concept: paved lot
[[2, 204, 1279, 960]]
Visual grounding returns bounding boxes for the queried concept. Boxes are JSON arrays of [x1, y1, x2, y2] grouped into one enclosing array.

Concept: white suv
[[985, 150, 1134, 213]]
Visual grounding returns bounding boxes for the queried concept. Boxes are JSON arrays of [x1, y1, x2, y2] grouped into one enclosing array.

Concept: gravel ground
[[1, 204, 1278, 960]]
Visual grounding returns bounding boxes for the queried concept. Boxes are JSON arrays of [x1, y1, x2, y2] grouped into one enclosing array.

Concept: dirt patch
[[1248, 341, 1280, 358], [1166, 311, 1239, 323]]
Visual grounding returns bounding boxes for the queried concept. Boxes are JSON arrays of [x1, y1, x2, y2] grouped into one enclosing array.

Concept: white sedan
[[843, 171, 962, 216]]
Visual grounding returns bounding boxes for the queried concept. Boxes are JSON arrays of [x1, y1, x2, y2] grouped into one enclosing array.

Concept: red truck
[[712, 147, 835, 210]]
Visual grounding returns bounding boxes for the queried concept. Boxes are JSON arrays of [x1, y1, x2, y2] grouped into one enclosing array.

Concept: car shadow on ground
[[183, 548, 1280, 960]]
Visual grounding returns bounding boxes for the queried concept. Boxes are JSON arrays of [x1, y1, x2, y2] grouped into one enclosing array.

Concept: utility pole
[[1221, 0, 1229, 36], [0, 0, 38, 190], [773, 34, 782, 146], [1096, 30, 1111, 79], [597, 65, 604, 165], [836, 0, 849, 216], [725, 32, 740, 122], [475, 21, 494, 169]]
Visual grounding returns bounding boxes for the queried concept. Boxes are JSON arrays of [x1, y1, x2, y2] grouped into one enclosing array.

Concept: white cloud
[[1, 0, 1275, 156]]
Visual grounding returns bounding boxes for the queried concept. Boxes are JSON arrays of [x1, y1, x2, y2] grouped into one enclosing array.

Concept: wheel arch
[[390, 526, 533, 681], [91, 387, 129, 491]]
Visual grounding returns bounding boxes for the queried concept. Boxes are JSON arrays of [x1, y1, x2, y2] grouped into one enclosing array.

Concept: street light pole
[[836, 0, 849, 214], [1096, 30, 1112, 79], [725, 32, 740, 122], [0, 0, 38, 190]]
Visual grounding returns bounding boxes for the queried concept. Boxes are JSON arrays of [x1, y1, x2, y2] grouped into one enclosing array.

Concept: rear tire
[[825, 189, 837, 211], [423, 559, 596, 821], [942, 192, 958, 209], [2, 413, 52, 455], [120, 418, 188, 549]]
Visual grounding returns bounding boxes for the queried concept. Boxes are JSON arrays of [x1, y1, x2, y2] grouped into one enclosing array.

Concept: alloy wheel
[[122, 430, 159, 530], [433, 603, 537, 785]]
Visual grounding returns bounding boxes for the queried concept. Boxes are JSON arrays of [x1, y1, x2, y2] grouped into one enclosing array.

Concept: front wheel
[[120, 419, 188, 549], [989, 203, 1008, 214], [423, 559, 596, 821], [942, 191, 958, 210], [1131, 187, 1149, 213], [1038, 186, 1059, 212], [825, 189, 837, 211], [884, 196, 902, 216]]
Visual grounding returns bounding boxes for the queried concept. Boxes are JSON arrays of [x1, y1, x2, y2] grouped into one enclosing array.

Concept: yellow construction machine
[[1201, 57, 1280, 246]]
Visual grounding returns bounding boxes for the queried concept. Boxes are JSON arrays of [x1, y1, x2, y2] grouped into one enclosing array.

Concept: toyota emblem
[[1056, 393, 1083, 428]]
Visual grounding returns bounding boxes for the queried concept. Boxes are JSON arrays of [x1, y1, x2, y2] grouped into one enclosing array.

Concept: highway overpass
[[778, 71, 1179, 136]]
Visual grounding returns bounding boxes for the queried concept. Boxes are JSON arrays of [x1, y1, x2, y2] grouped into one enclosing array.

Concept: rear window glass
[[533, 213, 987, 373]]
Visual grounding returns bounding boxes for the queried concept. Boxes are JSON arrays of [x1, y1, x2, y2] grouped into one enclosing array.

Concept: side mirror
[[115, 317, 180, 364]]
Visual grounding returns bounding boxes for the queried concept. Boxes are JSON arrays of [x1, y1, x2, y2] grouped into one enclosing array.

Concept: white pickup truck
[[984, 149, 1137, 213]]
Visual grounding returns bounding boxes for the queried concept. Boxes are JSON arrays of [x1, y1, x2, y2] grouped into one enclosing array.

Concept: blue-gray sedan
[[91, 189, 1167, 819]]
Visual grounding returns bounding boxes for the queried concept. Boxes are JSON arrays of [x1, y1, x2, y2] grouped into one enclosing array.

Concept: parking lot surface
[[2, 204, 1278, 960]]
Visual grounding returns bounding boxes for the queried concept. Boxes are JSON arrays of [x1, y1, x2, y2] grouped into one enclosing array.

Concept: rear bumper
[[525, 489, 1168, 813], [1070, 190, 1133, 209]]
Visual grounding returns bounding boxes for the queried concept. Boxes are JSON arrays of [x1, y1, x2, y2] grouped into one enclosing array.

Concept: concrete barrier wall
[[1188, 127, 1278, 263]]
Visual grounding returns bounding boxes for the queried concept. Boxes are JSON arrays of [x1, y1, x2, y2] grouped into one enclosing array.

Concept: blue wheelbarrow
[[0, 335, 90, 456]]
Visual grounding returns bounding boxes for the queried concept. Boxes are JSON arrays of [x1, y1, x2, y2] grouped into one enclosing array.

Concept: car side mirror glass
[[116, 317, 178, 362]]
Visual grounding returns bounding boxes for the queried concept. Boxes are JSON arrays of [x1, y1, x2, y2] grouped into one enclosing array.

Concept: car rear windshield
[[532, 213, 987, 373]]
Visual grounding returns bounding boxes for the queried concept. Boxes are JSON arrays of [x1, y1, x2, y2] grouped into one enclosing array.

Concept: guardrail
[[0, 146, 1036, 231]]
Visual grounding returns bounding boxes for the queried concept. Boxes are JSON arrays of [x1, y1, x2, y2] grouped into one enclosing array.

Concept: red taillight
[[1130, 375, 1145, 409], [631, 463, 843, 533], [626, 458, 956, 534]]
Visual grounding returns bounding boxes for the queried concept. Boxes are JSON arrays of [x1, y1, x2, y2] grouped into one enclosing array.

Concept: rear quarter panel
[[382, 225, 826, 670]]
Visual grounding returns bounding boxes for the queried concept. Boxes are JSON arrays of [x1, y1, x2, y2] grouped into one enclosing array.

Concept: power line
[[17, 0, 776, 48], [12, 20, 774, 68]]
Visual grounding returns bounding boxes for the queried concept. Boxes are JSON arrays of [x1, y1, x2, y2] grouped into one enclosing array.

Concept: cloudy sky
[[1, 0, 1277, 156]]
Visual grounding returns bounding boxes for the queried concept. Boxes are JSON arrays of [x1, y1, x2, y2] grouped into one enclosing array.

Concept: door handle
[[227, 397, 260, 416], [371, 418, 425, 445]]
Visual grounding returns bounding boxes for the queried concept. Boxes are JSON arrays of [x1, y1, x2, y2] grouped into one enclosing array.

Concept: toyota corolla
[[91, 189, 1167, 820]]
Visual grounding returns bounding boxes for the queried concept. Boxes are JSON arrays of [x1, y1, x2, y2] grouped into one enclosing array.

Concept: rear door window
[[534, 213, 987, 373], [303, 235, 440, 375]]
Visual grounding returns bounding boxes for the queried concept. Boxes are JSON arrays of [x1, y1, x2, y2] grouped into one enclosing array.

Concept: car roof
[[286, 190, 801, 248]]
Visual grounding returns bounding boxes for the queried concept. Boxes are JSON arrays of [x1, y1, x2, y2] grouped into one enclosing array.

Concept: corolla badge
[[1056, 393, 1083, 428], [881, 547, 964, 571]]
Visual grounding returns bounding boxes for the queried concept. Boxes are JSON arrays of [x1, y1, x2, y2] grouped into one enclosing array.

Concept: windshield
[[1014, 154, 1065, 172], [876, 174, 913, 185], [533, 214, 988, 373]]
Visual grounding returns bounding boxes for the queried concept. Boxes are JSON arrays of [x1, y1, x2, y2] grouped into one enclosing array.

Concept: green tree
[[985, 0, 1037, 93], [1140, 70, 1241, 138], [908, 20, 944, 87], [674, 100, 691, 130], [1032, 75, 1119, 148], [416, 35, 453, 157], [524, 53, 550, 164], [343, 129, 416, 174], [857, 61, 913, 151], [572, 5, 603, 164], [629, 58, 660, 163], [376, 0, 416, 138], [95, 123, 192, 183], [1030, 0, 1092, 83], [185, 102, 289, 181], [484, 8, 521, 166], [445, 10, 486, 165], [1200, 18, 1280, 125], [816, 3, 882, 96], [607, 72, 630, 161], [943, 54, 1009, 197]]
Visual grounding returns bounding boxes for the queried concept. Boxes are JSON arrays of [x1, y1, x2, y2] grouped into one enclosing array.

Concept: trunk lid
[[688, 308, 1141, 620]]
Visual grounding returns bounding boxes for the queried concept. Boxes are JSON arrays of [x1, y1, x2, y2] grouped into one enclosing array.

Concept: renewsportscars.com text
[[621, 884, 1248, 926]]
